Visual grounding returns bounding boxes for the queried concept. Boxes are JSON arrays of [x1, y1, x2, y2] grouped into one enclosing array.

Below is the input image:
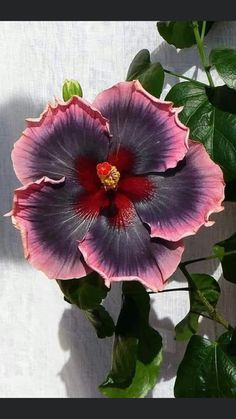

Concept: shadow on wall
[[57, 282, 122, 398], [148, 312, 185, 390], [58, 305, 110, 398], [150, 41, 199, 95], [0, 97, 44, 260]]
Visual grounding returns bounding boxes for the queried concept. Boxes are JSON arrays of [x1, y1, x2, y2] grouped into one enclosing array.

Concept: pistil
[[96, 162, 120, 190]]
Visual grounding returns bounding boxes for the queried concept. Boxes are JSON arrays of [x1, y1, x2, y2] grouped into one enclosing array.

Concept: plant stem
[[200, 21, 207, 41], [181, 249, 236, 267], [148, 287, 190, 294], [179, 264, 232, 331], [192, 21, 214, 87], [163, 68, 207, 86]]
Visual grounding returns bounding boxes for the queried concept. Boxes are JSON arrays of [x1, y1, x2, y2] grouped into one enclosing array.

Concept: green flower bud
[[62, 79, 83, 101]]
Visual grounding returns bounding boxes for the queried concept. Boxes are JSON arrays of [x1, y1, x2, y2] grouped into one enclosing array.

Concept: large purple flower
[[8, 81, 224, 291]]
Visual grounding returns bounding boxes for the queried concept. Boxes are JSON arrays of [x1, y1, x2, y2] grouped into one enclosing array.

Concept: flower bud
[[62, 79, 83, 101]]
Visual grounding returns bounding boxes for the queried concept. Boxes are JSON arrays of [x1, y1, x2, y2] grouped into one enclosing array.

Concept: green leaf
[[57, 273, 114, 338], [206, 84, 236, 114], [175, 274, 220, 341], [126, 49, 164, 98], [157, 21, 214, 49], [214, 233, 236, 284], [213, 244, 225, 261], [85, 306, 115, 339], [127, 49, 150, 80], [210, 48, 236, 90], [174, 331, 236, 397], [101, 335, 138, 390], [100, 282, 148, 390], [62, 79, 83, 100], [166, 81, 236, 181], [100, 347, 162, 398], [99, 282, 163, 398], [57, 271, 109, 310]]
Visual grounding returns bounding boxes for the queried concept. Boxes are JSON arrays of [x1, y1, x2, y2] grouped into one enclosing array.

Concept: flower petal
[[7, 176, 107, 279], [79, 193, 184, 291], [12, 96, 111, 185], [93, 80, 189, 174], [118, 175, 154, 201], [134, 141, 225, 241]]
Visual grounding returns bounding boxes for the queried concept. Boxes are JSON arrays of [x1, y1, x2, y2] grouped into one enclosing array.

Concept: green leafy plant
[[157, 21, 214, 49]]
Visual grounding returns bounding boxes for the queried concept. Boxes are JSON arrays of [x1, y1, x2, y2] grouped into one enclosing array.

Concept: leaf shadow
[[57, 282, 122, 398], [148, 311, 187, 397], [0, 96, 44, 260]]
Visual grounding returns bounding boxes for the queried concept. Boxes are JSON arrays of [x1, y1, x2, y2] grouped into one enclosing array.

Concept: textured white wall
[[0, 21, 236, 398]]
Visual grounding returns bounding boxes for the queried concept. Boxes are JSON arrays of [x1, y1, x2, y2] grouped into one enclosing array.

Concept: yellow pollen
[[96, 162, 120, 190]]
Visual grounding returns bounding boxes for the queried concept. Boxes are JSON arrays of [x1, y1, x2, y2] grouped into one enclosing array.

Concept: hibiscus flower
[[7, 81, 224, 291]]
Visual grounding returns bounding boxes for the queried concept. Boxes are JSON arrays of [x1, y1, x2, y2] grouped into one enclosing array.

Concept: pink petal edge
[[78, 238, 185, 292], [149, 140, 225, 241], [6, 176, 90, 280]]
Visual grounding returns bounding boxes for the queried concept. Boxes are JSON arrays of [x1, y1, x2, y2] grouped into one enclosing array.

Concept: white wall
[[0, 21, 236, 398]]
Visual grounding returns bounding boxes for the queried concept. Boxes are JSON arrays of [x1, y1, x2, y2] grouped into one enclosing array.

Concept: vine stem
[[181, 249, 236, 267], [148, 287, 190, 294], [179, 263, 232, 331], [192, 21, 214, 87], [163, 68, 207, 86], [200, 21, 207, 41]]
